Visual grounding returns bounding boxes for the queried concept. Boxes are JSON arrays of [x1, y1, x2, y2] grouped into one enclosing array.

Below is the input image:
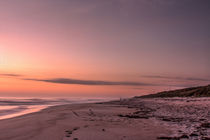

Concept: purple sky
[[0, 0, 209, 97]]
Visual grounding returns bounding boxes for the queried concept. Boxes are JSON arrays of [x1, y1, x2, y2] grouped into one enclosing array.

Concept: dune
[[138, 85, 210, 98]]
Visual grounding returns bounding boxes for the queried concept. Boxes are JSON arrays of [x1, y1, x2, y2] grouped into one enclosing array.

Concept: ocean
[[0, 97, 114, 120]]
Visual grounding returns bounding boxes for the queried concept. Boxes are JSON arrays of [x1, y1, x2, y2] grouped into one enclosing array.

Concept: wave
[[0, 97, 114, 120]]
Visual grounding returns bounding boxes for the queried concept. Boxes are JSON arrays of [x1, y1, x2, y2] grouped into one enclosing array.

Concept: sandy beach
[[0, 97, 209, 140], [0, 101, 171, 140]]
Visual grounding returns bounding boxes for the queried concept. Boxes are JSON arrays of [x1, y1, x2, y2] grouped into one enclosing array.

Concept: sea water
[[0, 97, 114, 120]]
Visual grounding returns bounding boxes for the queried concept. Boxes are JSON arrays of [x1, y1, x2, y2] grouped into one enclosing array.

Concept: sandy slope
[[0, 103, 171, 140]]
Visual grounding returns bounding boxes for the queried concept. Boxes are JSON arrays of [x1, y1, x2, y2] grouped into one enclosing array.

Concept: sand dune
[[139, 85, 210, 98]]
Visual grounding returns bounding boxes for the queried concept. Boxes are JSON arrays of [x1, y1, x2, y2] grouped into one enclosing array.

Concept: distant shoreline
[[0, 97, 114, 120]]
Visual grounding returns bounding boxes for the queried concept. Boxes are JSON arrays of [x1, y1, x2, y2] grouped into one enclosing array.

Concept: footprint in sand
[[73, 127, 80, 131], [83, 125, 89, 128], [63, 130, 72, 140], [65, 130, 72, 135], [63, 127, 80, 140]]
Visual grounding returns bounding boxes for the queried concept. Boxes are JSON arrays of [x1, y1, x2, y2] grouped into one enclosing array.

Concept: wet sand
[[0, 102, 171, 140]]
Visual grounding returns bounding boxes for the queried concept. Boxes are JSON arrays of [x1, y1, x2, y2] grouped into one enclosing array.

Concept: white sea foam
[[0, 97, 114, 120]]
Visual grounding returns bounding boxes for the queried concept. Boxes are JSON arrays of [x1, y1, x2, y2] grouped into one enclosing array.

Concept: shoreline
[[0, 101, 171, 140], [0, 97, 209, 140], [0, 105, 49, 121], [0, 97, 115, 121], [0, 103, 96, 121]]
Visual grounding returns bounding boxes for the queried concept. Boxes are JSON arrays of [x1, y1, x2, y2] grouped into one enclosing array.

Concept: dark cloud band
[[142, 75, 210, 82], [0, 73, 22, 77], [23, 78, 155, 86]]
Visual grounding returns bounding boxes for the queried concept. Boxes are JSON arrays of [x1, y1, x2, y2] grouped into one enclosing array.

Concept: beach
[[0, 97, 209, 140], [1, 0, 209, 139], [0, 101, 171, 140]]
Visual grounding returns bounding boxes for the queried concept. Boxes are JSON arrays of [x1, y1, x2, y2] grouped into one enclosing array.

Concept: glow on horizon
[[0, 0, 210, 97]]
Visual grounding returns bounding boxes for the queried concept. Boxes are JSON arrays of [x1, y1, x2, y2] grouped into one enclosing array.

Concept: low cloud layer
[[24, 77, 200, 88], [1, 72, 207, 88], [0, 73, 22, 77], [142, 75, 210, 82], [23, 78, 155, 86]]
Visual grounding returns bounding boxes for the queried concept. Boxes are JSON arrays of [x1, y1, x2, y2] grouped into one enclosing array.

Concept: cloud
[[2, 72, 206, 88], [23, 77, 202, 89], [23, 78, 156, 86], [0, 73, 22, 77], [142, 75, 210, 82], [24, 77, 201, 88]]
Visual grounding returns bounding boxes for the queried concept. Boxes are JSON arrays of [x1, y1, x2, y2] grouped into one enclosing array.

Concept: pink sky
[[0, 0, 209, 97]]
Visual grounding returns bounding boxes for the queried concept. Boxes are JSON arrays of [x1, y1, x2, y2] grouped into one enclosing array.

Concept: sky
[[0, 0, 210, 98]]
